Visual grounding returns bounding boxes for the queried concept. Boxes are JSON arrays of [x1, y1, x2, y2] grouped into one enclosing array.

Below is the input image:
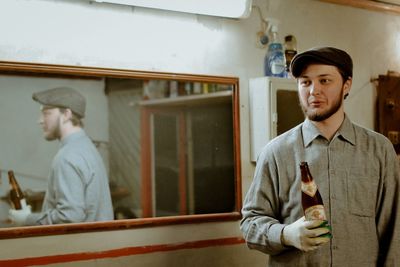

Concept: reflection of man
[[240, 47, 400, 265], [9, 87, 113, 225]]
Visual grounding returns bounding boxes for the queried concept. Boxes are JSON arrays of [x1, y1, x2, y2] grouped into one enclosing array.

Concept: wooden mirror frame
[[0, 61, 242, 239]]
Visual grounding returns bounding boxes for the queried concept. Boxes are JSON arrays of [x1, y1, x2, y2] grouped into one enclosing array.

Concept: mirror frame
[[0, 60, 242, 239]]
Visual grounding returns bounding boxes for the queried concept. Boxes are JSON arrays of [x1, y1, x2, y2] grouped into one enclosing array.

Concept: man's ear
[[62, 108, 73, 122], [343, 77, 352, 99]]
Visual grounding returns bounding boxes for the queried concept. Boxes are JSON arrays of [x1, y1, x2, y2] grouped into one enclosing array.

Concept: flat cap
[[290, 47, 353, 79], [32, 87, 86, 118]]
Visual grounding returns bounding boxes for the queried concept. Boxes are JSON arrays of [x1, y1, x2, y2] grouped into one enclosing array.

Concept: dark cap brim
[[290, 47, 353, 79]]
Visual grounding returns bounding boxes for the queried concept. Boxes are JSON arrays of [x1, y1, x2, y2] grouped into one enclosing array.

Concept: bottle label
[[269, 51, 285, 76], [304, 205, 327, 221], [271, 61, 285, 75], [301, 181, 317, 197]]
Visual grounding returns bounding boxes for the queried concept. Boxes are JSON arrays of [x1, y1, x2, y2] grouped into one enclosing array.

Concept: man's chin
[[44, 135, 57, 141], [307, 112, 328, 122]]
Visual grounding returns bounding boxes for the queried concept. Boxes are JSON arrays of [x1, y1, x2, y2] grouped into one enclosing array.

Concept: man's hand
[[9, 205, 32, 226], [281, 216, 331, 252]]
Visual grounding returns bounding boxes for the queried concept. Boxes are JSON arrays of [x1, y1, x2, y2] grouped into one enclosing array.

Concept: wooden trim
[[0, 60, 238, 84], [141, 108, 153, 217], [233, 83, 242, 212], [318, 0, 400, 15], [178, 112, 188, 215], [0, 60, 242, 239], [0, 237, 245, 266], [0, 213, 241, 239]]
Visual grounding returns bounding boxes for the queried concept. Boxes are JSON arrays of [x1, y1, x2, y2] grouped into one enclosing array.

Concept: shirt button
[[333, 246, 338, 250]]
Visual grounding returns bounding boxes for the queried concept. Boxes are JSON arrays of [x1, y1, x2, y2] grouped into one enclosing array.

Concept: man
[[9, 87, 113, 225], [240, 47, 400, 266]]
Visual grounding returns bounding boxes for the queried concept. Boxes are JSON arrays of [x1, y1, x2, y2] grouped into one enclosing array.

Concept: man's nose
[[309, 82, 321, 95], [38, 116, 43, 124]]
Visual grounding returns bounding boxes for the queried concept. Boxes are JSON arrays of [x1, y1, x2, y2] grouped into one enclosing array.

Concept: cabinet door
[[377, 75, 400, 153]]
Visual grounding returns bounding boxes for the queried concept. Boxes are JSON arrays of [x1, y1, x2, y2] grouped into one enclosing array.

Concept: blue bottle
[[264, 25, 286, 77]]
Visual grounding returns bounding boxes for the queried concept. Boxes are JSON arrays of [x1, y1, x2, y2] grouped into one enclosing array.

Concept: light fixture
[[93, 0, 253, 19]]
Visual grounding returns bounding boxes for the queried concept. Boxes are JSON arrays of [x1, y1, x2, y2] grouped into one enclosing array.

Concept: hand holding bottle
[[9, 201, 32, 226], [281, 216, 331, 252]]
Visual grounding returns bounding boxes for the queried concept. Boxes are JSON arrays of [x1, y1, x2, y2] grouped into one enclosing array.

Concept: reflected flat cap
[[32, 87, 86, 118], [290, 47, 353, 79]]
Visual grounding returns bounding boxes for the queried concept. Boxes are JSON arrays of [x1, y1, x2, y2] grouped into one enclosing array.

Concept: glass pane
[[276, 89, 304, 135], [153, 113, 180, 217], [191, 103, 235, 214], [0, 72, 239, 229]]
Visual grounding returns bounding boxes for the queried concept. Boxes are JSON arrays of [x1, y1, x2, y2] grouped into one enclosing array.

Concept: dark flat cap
[[32, 87, 86, 118], [290, 47, 353, 79]]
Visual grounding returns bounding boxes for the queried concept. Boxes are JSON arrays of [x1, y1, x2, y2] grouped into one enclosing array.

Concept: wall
[[0, 0, 399, 266]]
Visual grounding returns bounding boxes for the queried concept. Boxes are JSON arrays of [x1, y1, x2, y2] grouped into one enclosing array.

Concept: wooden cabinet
[[376, 75, 400, 153]]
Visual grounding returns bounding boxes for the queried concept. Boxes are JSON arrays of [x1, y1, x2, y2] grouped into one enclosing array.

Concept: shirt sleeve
[[240, 148, 288, 255], [376, 142, 400, 265], [29, 157, 87, 225]]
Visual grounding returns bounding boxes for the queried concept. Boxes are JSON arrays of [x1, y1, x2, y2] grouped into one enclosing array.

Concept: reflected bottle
[[300, 162, 327, 221], [264, 25, 285, 77], [284, 35, 297, 77], [8, 170, 27, 210]]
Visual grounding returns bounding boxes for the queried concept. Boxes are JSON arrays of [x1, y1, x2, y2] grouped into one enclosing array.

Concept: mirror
[[0, 61, 241, 238]]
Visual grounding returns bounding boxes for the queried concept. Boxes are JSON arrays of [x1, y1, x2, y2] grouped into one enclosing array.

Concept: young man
[[240, 47, 400, 266], [9, 87, 113, 225]]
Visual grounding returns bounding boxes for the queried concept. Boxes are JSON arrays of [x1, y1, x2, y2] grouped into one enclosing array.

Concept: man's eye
[[300, 80, 310, 86], [320, 79, 330, 84]]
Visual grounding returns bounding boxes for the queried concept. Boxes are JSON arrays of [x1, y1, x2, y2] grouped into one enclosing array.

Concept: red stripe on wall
[[0, 237, 245, 267]]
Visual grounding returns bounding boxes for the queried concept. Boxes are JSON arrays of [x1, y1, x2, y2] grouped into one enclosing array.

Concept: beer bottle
[[300, 162, 331, 237], [284, 35, 297, 75], [8, 170, 27, 210]]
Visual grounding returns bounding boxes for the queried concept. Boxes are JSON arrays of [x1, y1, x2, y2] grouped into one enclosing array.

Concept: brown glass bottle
[[284, 35, 297, 74], [300, 162, 327, 221], [300, 162, 332, 238], [8, 170, 26, 210]]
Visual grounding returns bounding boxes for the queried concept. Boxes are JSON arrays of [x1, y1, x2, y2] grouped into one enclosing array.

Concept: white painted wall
[[0, 0, 399, 266]]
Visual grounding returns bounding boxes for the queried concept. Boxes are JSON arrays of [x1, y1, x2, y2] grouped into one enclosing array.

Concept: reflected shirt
[[26, 130, 113, 225], [240, 115, 400, 266]]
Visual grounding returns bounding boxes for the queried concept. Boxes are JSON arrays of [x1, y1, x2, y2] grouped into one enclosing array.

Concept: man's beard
[[301, 88, 344, 122], [44, 117, 62, 141]]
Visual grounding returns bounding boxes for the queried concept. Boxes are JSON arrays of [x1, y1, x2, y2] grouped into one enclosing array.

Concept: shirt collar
[[302, 119, 321, 147], [302, 115, 355, 147], [60, 129, 85, 147]]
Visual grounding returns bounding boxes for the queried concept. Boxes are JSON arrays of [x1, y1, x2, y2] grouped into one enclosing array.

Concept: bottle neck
[[300, 164, 313, 183], [270, 31, 279, 44]]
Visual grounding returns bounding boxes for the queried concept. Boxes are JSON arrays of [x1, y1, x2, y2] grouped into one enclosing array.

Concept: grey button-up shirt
[[27, 130, 114, 225], [240, 116, 400, 266]]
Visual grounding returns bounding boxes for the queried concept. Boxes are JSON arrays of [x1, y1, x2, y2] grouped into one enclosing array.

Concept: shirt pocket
[[346, 169, 378, 217]]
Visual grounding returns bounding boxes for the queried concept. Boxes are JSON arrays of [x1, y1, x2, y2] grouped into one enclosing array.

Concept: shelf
[[139, 90, 232, 107]]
